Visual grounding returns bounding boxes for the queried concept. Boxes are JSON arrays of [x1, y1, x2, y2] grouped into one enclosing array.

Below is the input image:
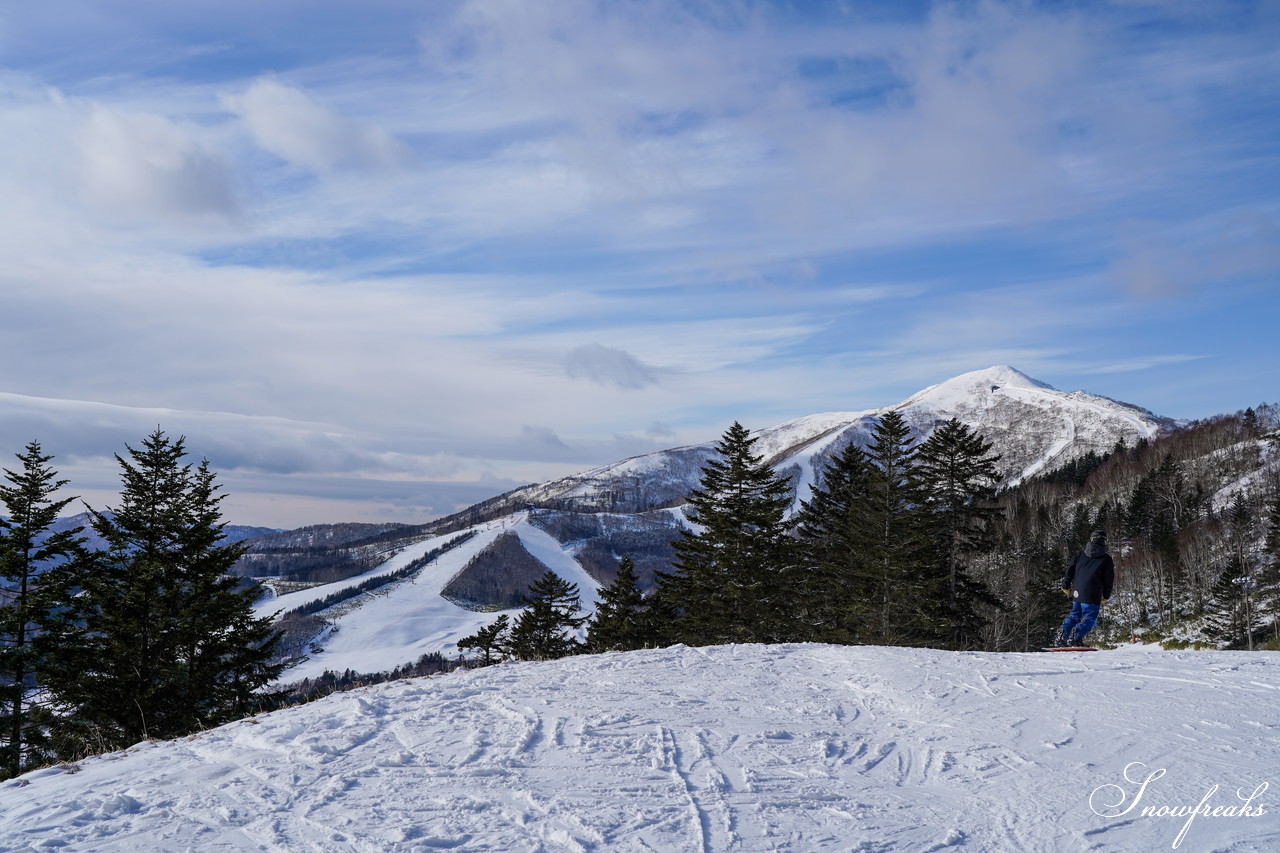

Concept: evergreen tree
[[458, 614, 510, 666], [915, 419, 1005, 647], [506, 571, 586, 661], [0, 442, 85, 779], [1259, 493, 1280, 643], [39, 431, 282, 754], [860, 410, 928, 645], [1243, 407, 1261, 438], [585, 557, 648, 652], [791, 440, 876, 643], [658, 422, 795, 645], [635, 582, 681, 649], [1203, 557, 1250, 647]]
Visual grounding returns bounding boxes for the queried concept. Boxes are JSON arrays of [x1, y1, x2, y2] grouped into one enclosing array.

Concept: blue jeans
[[1060, 602, 1101, 641]]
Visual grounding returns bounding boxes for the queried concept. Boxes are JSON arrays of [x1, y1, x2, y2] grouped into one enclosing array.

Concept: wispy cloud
[[1110, 209, 1280, 298], [0, 1, 1276, 524], [78, 104, 239, 221], [224, 78, 412, 173], [565, 344, 660, 389]]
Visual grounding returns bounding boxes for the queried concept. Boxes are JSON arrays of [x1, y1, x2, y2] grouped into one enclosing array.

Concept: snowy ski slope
[[3, 643, 1276, 852], [255, 514, 599, 683]]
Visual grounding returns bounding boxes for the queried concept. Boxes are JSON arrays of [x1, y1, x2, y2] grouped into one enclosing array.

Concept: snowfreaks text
[[1089, 761, 1269, 849]]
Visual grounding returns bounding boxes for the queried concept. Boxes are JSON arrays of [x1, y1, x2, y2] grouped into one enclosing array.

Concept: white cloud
[[403, 0, 1151, 255], [78, 104, 238, 220], [565, 343, 659, 389], [223, 77, 411, 172], [519, 425, 571, 454], [0, 1, 1273, 524], [1075, 355, 1206, 374]]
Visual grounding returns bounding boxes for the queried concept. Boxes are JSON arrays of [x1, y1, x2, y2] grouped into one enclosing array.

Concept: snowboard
[[1041, 647, 1098, 652]]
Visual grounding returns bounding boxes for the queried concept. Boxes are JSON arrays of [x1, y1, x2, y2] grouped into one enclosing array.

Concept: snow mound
[[4, 644, 1276, 852]]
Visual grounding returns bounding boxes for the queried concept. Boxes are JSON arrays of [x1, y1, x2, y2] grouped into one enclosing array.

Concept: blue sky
[[1, 0, 1277, 526]]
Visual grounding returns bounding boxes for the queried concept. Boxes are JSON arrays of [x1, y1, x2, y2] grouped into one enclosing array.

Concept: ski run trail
[[3, 644, 1276, 852]]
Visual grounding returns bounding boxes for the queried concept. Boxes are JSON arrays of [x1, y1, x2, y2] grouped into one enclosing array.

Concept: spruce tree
[[658, 422, 795, 645], [458, 614, 510, 665], [1259, 493, 1280, 643], [0, 442, 85, 779], [1203, 557, 1249, 648], [860, 410, 927, 645], [635, 582, 681, 649], [915, 419, 1004, 648], [585, 557, 648, 652], [39, 431, 282, 753], [791, 440, 876, 643], [506, 571, 586, 661]]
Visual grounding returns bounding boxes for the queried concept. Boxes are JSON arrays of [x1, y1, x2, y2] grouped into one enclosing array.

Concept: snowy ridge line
[[4, 643, 1276, 852], [492, 366, 1173, 518], [392, 366, 1173, 543]]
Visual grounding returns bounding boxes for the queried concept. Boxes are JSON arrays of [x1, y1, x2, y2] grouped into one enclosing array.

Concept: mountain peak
[[897, 365, 1055, 410], [963, 365, 1054, 389], [933, 365, 1054, 393]]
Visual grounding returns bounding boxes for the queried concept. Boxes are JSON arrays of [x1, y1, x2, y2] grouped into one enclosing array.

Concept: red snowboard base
[[1041, 647, 1099, 652]]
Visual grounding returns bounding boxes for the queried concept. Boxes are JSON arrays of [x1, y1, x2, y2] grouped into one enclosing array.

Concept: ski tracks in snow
[[4, 644, 1279, 852]]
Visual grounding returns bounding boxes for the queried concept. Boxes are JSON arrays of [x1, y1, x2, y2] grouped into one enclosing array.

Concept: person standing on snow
[[1055, 529, 1115, 647]]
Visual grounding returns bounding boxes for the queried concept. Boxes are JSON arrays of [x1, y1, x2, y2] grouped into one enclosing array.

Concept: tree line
[[462, 405, 1280, 663], [981, 405, 1280, 650], [462, 411, 1007, 661], [0, 431, 281, 780]]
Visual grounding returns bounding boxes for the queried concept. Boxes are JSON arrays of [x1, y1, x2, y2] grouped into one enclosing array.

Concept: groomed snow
[[261, 515, 605, 684], [252, 529, 495, 620], [4, 644, 1276, 852]]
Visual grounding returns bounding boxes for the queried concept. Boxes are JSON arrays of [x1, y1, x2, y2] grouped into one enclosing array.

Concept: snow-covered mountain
[[492, 365, 1172, 517], [39, 512, 278, 552], [4, 643, 1275, 852], [255, 366, 1174, 679]]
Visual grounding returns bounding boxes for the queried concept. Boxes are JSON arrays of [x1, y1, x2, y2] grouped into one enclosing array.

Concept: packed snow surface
[[4, 644, 1277, 852], [254, 515, 600, 684]]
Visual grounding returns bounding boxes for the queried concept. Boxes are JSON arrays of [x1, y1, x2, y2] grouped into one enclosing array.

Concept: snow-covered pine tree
[[507, 571, 586, 661], [915, 418, 1005, 649], [585, 556, 648, 652], [0, 442, 86, 779], [1259, 493, 1280, 644], [658, 421, 795, 645], [39, 431, 282, 754], [1203, 558, 1249, 647], [1200, 496, 1255, 647], [791, 440, 876, 644]]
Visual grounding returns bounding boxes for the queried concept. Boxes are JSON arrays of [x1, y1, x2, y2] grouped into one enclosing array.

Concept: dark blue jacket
[[1062, 542, 1115, 606]]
